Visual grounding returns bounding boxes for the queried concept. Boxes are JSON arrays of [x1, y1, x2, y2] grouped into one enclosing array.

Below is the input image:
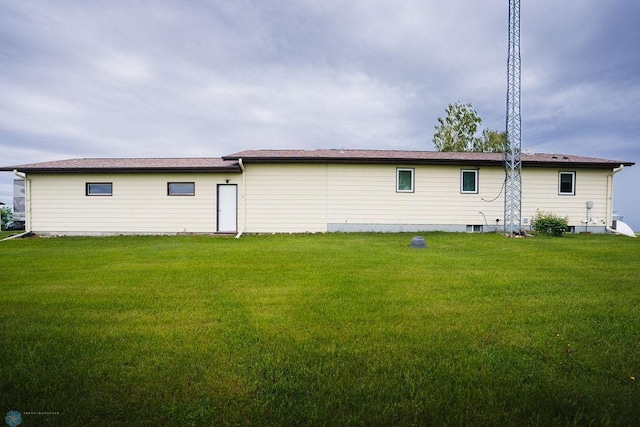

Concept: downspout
[[605, 164, 624, 234], [235, 158, 246, 239], [13, 169, 31, 236]]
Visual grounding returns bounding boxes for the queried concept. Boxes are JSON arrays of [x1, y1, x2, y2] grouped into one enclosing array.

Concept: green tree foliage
[[0, 206, 12, 230], [478, 129, 507, 153], [433, 102, 482, 152], [433, 103, 506, 153]]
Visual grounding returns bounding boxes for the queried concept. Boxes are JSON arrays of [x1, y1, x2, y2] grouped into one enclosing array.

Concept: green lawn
[[1, 233, 639, 426], [0, 230, 18, 239]]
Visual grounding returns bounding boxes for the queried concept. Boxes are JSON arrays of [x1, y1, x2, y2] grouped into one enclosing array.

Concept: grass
[[1, 232, 639, 426], [0, 230, 18, 239]]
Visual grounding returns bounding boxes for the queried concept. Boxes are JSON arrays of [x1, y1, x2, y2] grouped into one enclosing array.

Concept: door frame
[[216, 184, 238, 233]]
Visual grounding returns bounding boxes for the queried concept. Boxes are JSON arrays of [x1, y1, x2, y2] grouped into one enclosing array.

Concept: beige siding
[[241, 164, 507, 232], [522, 168, 609, 228], [326, 164, 505, 226], [28, 173, 241, 234], [242, 164, 327, 233], [242, 164, 612, 232], [26, 164, 613, 235]]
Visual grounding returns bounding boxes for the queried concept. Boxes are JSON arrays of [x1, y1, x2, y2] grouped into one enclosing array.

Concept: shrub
[[532, 211, 568, 236], [0, 206, 12, 231]]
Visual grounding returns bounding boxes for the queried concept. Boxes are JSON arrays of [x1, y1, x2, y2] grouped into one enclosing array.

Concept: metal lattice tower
[[504, 0, 522, 237]]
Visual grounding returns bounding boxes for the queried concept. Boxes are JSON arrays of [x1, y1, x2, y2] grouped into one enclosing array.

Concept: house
[[0, 149, 634, 236]]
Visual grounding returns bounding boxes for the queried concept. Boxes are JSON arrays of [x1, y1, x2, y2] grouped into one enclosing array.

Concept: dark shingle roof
[[0, 158, 241, 173], [223, 149, 634, 168], [1, 150, 633, 173]]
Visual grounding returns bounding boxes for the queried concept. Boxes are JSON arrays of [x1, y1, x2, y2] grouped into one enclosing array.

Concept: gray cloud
[[1, 0, 638, 228]]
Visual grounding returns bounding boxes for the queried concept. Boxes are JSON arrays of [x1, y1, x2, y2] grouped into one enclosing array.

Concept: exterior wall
[[242, 164, 328, 233], [241, 163, 506, 233], [521, 168, 610, 232], [25, 164, 613, 235], [28, 172, 241, 235], [325, 164, 505, 231], [242, 163, 613, 234]]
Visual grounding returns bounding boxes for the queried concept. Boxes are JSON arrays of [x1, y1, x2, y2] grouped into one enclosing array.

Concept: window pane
[[462, 171, 477, 192], [87, 183, 112, 195], [559, 173, 574, 194], [397, 169, 413, 192], [168, 182, 195, 196]]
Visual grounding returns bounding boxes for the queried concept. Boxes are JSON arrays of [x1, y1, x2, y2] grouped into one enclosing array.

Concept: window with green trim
[[461, 169, 478, 193], [559, 172, 575, 195], [397, 168, 414, 193]]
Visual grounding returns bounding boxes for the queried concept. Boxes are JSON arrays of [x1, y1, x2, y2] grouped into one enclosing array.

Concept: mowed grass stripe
[[1, 233, 639, 425]]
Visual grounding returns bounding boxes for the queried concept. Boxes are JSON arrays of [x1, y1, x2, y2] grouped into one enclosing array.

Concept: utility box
[[410, 236, 427, 249]]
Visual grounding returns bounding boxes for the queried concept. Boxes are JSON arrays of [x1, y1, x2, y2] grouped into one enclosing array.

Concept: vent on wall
[[522, 217, 530, 225]]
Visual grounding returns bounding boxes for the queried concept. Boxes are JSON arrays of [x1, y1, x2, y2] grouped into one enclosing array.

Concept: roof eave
[[2, 167, 243, 174], [222, 156, 634, 168], [522, 161, 635, 168], [223, 156, 506, 166]]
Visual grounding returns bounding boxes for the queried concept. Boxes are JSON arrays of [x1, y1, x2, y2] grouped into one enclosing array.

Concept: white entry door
[[217, 184, 237, 233]]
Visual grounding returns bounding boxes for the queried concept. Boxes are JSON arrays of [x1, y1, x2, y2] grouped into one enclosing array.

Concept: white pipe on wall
[[606, 164, 624, 229], [235, 158, 246, 239]]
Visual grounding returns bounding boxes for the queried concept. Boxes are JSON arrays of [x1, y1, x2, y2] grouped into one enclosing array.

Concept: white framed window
[[168, 182, 195, 196], [559, 171, 576, 195], [461, 169, 478, 194], [397, 168, 414, 193], [86, 182, 112, 196]]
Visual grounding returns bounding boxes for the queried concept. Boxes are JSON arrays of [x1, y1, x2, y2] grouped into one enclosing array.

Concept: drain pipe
[[235, 158, 246, 239], [1, 231, 31, 241], [605, 164, 624, 233], [13, 169, 31, 234]]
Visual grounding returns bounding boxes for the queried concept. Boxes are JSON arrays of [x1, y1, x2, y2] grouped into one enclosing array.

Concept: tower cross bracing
[[504, 0, 522, 237]]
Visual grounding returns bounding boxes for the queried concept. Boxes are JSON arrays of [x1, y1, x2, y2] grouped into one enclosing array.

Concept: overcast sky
[[1, 1, 639, 230]]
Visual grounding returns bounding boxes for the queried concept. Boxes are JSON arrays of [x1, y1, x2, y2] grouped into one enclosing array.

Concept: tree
[[433, 102, 506, 153], [433, 102, 482, 152], [477, 129, 507, 153]]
